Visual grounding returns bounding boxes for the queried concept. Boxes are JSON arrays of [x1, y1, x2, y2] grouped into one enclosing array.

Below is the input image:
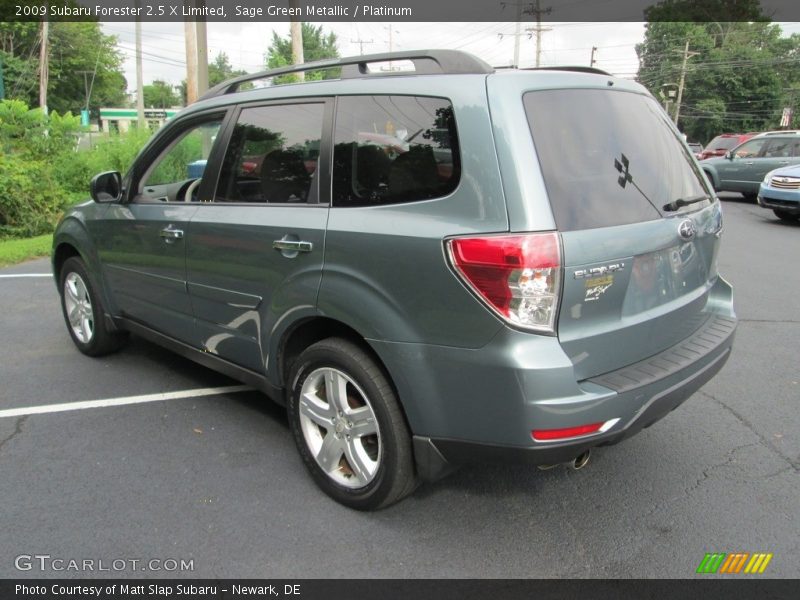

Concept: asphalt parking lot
[[1, 195, 798, 579]]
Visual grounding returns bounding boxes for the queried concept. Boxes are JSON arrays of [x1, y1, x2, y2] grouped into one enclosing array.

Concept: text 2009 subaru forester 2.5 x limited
[[53, 50, 736, 509]]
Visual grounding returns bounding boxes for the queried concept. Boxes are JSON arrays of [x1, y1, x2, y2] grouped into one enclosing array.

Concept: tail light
[[446, 232, 561, 333]]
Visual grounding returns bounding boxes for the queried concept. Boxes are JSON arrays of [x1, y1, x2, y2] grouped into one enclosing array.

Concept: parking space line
[[0, 385, 253, 419], [0, 273, 52, 278]]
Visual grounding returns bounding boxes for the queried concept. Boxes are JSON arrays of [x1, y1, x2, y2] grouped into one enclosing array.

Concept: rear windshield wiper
[[663, 195, 710, 212]]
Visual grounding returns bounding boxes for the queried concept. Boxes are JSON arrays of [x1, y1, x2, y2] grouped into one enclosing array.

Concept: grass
[[0, 234, 53, 268]]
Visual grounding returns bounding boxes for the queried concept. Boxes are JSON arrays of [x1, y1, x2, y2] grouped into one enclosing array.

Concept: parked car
[[699, 133, 757, 160], [52, 50, 736, 510], [700, 130, 800, 200], [758, 163, 800, 221]]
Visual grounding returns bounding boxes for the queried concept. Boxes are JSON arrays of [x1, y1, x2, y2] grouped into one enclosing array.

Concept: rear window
[[523, 89, 710, 231]]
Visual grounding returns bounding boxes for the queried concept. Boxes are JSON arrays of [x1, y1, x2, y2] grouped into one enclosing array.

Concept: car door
[[715, 137, 768, 191], [184, 100, 331, 374], [95, 113, 227, 342]]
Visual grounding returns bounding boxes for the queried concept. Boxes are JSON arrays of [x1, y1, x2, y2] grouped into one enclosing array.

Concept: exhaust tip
[[571, 450, 591, 470]]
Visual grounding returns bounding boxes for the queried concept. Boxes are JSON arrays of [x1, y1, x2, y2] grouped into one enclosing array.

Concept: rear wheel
[[773, 209, 799, 222], [287, 337, 417, 510], [59, 256, 127, 356]]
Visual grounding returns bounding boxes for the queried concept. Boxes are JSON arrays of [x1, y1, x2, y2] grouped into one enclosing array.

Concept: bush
[[0, 99, 155, 237], [0, 154, 65, 237], [55, 127, 153, 203]]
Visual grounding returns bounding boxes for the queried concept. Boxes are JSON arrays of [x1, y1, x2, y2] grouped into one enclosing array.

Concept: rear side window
[[523, 89, 710, 231], [215, 103, 324, 203], [332, 95, 460, 207]]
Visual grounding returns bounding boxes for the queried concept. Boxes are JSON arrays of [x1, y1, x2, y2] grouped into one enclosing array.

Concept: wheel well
[[52, 243, 81, 283], [279, 317, 415, 436], [702, 168, 718, 190], [279, 318, 375, 385]]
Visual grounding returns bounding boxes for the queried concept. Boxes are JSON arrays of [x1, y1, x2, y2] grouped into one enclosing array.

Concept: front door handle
[[160, 226, 184, 243], [273, 239, 313, 253]]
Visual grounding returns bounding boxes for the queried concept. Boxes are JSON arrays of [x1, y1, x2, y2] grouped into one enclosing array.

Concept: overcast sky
[[101, 21, 800, 95]]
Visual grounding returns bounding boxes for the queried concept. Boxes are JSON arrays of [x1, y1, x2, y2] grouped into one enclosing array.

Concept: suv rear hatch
[[522, 86, 723, 380]]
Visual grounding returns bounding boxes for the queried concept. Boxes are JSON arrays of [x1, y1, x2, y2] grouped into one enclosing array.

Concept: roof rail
[[520, 66, 613, 76], [199, 50, 494, 101]]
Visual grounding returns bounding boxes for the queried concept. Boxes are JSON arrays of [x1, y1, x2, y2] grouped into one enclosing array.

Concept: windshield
[[523, 89, 711, 231]]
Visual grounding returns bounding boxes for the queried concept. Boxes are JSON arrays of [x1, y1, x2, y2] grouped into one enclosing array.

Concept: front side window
[[215, 103, 324, 203], [139, 119, 222, 202], [732, 139, 767, 159], [332, 95, 460, 207]]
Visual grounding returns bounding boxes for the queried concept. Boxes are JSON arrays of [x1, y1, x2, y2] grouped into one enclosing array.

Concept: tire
[[287, 337, 417, 510], [59, 256, 127, 356], [773, 209, 799, 222]]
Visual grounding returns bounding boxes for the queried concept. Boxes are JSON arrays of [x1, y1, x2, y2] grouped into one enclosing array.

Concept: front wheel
[[287, 338, 417, 510], [59, 256, 127, 356], [773, 209, 799, 222]]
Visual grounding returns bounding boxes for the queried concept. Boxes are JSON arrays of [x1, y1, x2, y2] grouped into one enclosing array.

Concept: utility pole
[[184, 19, 197, 104], [183, 2, 209, 103], [526, 0, 552, 68], [383, 24, 399, 70], [590, 46, 598, 67], [513, 2, 522, 68], [351, 38, 374, 55], [136, 18, 145, 123], [673, 40, 700, 127], [289, 0, 304, 80], [498, 2, 532, 69], [39, 19, 48, 113], [196, 10, 209, 96]]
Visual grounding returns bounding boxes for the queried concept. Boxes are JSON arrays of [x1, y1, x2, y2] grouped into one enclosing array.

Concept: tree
[[143, 80, 179, 109], [179, 52, 246, 104], [265, 23, 339, 82], [0, 22, 127, 116], [636, 0, 800, 142]]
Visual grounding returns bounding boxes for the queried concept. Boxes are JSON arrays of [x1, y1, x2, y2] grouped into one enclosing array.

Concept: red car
[[699, 133, 759, 160]]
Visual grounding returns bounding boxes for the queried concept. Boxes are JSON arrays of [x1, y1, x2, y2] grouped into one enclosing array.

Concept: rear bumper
[[399, 304, 736, 481], [414, 335, 732, 479]]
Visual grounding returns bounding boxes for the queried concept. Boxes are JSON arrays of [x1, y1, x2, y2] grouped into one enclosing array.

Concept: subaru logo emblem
[[678, 219, 696, 240]]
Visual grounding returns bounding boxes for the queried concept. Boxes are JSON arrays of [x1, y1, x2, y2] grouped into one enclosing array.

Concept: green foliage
[[55, 127, 153, 202], [636, 2, 800, 143], [209, 52, 247, 87], [266, 23, 340, 83], [0, 21, 127, 116], [0, 99, 154, 238], [0, 153, 64, 237], [146, 127, 206, 185], [143, 80, 180, 109], [0, 99, 85, 236]]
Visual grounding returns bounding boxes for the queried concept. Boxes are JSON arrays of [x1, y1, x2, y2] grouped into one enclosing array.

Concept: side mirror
[[725, 151, 734, 160], [90, 171, 123, 203]]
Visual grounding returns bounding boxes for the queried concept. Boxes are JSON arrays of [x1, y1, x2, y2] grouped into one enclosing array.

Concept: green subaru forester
[[53, 50, 736, 509]]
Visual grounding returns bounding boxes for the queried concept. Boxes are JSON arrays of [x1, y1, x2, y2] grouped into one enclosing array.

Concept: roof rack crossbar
[[199, 50, 494, 101]]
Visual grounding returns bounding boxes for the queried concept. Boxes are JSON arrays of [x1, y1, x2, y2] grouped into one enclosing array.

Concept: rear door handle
[[160, 226, 184, 243], [273, 239, 313, 253]]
